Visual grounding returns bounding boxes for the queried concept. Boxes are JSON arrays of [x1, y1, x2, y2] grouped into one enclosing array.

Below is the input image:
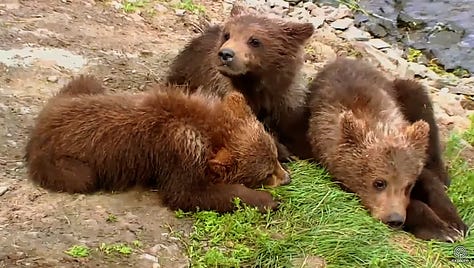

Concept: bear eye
[[248, 37, 261, 48], [373, 179, 387, 191], [223, 32, 230, 41]]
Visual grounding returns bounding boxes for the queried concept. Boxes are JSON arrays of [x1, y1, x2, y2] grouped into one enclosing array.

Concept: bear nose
[[218, 48, 235, 63], [282, 172, 292, 186], [385, 213, 405, 229]]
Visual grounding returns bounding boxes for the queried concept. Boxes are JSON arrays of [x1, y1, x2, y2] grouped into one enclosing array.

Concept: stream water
[[358, 0, 474, 73]]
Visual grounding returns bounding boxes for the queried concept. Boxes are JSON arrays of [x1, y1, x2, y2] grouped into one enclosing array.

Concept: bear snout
[[281, 171, 292, 186], [383, 212, 405, 229], [218, 48, 235, 64]]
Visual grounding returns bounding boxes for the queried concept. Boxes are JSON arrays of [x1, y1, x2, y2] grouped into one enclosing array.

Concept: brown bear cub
[[307, 57, 467, 242], [166, 4, 315, 162], [390, 79, 468, 242], [25, 75, 291, 213]]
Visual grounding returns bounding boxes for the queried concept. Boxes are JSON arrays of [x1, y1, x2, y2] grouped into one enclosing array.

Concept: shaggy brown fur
[[389, 79, 468, 241], [307, 57, 430, 228], [307, 57, 467, 242], [25, 75, 291, 213], [166, 4, 315, 161]]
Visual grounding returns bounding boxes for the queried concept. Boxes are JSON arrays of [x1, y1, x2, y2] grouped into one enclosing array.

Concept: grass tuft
[[65, 245, 90, 258], [176, 0, 205, 14]]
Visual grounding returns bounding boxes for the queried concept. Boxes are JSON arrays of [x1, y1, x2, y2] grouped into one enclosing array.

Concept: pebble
[[47, 76, 58, 83], [154, 4, 168, 13], [7, 140, 17, 147], [309, 17, 325, 29], [325, 4, 352, 21], [341, 26, 371, 41], [111, 1, 123, 10], [366, 38, 391, 49], [0, 186, 9, 196], [267, 0, 289, 9], [175, 9, 186, 17], [330, 18, 353, 30], [141, 253, 159, 262], [302, 2, 317, 11]]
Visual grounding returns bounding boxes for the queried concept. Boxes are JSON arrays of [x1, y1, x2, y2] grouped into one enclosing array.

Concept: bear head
[[209, 91, 291, 188], [335, 111, 430, 228], [214, 4, 314, 82]]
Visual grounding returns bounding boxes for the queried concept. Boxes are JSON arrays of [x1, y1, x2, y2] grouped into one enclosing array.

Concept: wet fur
[[25, 75, 290, 213], [166, 4, 314, 161], [309, 59, 467, 241]]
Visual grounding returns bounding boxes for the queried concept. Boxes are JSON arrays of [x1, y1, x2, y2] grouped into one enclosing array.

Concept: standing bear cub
[[25, 75, 291, 213], [166, 4, 315, 161], [307, 57, 467, 242]]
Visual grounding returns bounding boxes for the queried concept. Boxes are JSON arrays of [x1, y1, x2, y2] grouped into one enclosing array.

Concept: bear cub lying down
[[308, 58, 468, 242], [25, 75, 291, 213]]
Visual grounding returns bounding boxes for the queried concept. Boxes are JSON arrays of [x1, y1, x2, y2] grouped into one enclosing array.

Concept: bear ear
[[222, 91, 254, 119], [405, 120, 430, 153], [340, 111, 367, 145], [282, 22, 315, 44], [209, 148, 235, 176]]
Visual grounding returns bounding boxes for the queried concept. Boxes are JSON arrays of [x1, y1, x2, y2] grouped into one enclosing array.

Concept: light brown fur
[[25, 75, 290, 213], [307, 58, 430, 226]]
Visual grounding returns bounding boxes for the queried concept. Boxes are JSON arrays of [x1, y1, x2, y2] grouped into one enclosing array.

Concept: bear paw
[[412, 221, 466, 243], [243, 191, 280, 213]]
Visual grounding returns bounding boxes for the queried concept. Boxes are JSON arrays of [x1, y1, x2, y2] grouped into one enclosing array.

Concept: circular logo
[[453, 245, 468, 259]]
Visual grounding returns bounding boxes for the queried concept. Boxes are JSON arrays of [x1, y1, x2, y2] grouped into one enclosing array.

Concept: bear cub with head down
[[307, 57, 467, 242], [166, 4, 315, 162], [25, 75, 290, 213]]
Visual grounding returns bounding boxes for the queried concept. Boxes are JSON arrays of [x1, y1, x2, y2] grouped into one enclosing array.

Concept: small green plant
[[132, 240, 143, 248], [122, 0, 147, 13], [176, 0, 205, 14], [452, 67, 471, 78], [427, 59, 447, 75], [106, 213, 118, 223], [462, 114, 474, 145], [99, 242, 133, 256], [407, 48, 422, 63], [65, 245, 90, 258]]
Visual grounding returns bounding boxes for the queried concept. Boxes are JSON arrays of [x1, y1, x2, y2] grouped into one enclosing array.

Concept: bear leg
[[162, 183, 279, 213], [38, 156, 97, 193], [411, 169, 468, 238], [404, 199, 464, 242]]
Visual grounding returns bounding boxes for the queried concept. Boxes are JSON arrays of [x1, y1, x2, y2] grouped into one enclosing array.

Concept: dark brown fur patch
[[24, 76, 291, 213], [165, 5, 315, 161]]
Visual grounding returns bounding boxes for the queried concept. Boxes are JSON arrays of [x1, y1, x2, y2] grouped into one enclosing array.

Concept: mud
[[0, 1, 225, 267]]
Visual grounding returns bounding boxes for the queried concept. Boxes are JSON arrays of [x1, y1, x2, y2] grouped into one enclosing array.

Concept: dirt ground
[[0, 1, 230, 267]]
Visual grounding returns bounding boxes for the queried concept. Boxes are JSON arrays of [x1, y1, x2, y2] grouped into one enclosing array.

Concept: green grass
[[176, 0, 205, 14], [175, 118, 474, 267], [99, 242, 133, 256], [65, 245, 91, 258], [122, 0, 147, 13]]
